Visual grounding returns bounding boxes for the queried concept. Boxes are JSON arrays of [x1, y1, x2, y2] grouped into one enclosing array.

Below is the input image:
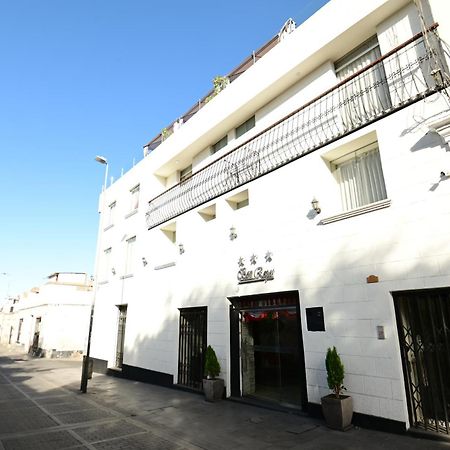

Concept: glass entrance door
[[241, 307, 302, 408]]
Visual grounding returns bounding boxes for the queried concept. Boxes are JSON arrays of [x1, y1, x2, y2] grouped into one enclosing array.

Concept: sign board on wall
[[237, 252, 274, 284]]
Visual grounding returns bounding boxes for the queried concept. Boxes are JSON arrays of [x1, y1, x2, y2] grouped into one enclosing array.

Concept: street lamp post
[[80, 156, 108, 393], [95, 155, 109, 191]]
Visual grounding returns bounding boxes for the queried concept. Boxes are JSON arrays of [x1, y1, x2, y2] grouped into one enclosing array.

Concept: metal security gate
[[178, 307, 207, 390], [116, 305, 127, 369], [394, 288, 450, 435]]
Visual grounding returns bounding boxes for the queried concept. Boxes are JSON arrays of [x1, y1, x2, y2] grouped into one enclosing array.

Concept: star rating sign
[[250, 254, 257, 265], [265, 251, 273, 263], [238, 257, 245, 267]]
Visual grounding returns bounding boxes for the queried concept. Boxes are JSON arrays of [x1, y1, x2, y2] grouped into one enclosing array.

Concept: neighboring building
[[89, 0, 450, 438], [0, 296, 21, 346], [0, 272, 93, 358]]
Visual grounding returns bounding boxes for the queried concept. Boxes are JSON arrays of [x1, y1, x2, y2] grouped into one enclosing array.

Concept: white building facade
[[89, 0, 450, 437], [0, 272, 92, 358]]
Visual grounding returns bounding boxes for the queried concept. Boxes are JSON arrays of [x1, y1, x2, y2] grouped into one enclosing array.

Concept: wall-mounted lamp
[[111, 267, 116, 275], [178, 243, 185, 255], [230, 226, 237, 241], [142, 257, 148, 266], [311, 197, 321, 214]]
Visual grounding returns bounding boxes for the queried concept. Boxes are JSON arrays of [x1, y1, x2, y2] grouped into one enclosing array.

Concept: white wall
[[90, 0, 450, 424]]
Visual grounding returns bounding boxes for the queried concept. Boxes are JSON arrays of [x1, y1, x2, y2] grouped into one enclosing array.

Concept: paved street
[[0, 345, 449, 449]]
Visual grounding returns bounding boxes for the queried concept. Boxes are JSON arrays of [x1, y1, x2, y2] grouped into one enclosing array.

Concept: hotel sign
[[237, 252, 274, 284]]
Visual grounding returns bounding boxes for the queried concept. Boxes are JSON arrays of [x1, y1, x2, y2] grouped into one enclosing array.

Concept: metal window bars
[[146, 25, 449, 230], [394, 288, 450, 435]]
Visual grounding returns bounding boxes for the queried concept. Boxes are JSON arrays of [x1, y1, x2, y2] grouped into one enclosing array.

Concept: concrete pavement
[[0, 345, 448, 449]]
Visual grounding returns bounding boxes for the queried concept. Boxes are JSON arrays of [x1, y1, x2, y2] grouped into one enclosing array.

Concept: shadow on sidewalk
[[1, 344, 449, 450]]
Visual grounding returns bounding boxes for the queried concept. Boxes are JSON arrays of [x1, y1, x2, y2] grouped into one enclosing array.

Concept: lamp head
[[95, 155, 108, 165]]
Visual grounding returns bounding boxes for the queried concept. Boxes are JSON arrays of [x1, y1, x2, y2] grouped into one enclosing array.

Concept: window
[[102, 247, 112, 280], [106, 202, 116, 228], [212, 135, 228, 154], [335, 36, 391, 128], [235, 116, 255, 139], [130, 185, 140, 211], [198, 204, 216, 222], [332, 143, 387, 211], [125, 236, 136, 275], [226, 189, 249, 210], [180, 165, 192, 183], [237, 197, 249, 209], [160, 222, 176, 243]]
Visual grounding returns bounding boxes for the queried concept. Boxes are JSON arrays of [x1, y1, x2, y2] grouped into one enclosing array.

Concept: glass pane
[[241, 307, 302, 407], [278, 311, 303, 406]]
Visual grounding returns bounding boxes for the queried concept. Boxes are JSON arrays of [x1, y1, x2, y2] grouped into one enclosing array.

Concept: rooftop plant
[[161, 127, 172, 141], [205, 75, 230, 103]]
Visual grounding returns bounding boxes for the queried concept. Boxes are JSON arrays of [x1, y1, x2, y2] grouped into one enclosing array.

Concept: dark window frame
[[212, 135, 228, 154], [235, 116, 255, 139]]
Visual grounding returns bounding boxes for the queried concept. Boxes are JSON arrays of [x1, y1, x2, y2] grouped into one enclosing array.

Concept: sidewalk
[[0, 345, 448, 449]]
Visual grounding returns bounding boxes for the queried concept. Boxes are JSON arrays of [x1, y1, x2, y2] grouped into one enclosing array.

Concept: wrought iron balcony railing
[[146, 25, 448, 229]]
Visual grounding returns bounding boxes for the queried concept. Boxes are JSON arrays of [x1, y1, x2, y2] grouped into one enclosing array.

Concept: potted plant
[[203, 345, 224, 402], [321, 346, 353, 431]]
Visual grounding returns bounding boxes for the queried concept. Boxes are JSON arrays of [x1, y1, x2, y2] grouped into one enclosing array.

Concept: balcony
[[146, 26, 449, 230]]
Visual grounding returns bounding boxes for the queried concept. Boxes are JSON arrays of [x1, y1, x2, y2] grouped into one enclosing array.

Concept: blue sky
[[0, 0, 329, 300]]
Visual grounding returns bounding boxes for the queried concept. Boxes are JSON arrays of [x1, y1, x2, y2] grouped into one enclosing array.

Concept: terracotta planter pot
[[321, 394, 353, 431], [203, 378, 224, 402]]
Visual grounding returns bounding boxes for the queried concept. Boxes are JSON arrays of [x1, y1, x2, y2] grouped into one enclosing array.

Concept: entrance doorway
[[115, 305, 127, 369], [229, 291, 307, 409], [31, 317, 41, 354], [177, 307, 207, 391], [16, 318, 23, 343], [394, 288, 450, 435]]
